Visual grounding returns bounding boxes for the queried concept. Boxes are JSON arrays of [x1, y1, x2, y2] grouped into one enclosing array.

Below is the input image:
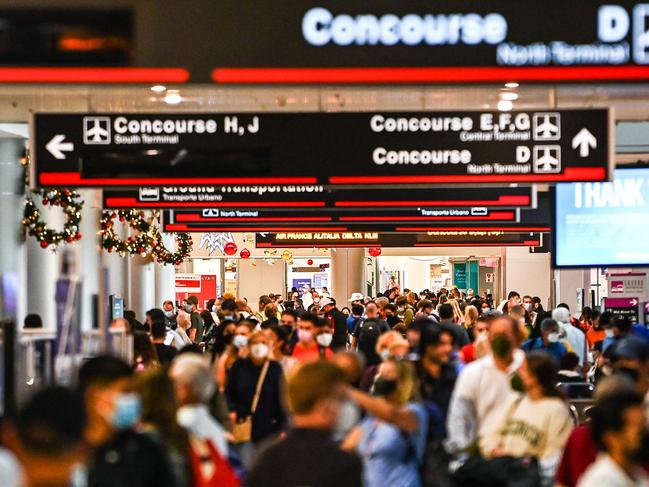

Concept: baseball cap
[[348, 292, 364, 302], [319, 297, 335, 308]]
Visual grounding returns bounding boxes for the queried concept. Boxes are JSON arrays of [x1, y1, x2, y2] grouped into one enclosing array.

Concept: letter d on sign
[[516, 146, 531, 163], [598, 5, 630, 42]]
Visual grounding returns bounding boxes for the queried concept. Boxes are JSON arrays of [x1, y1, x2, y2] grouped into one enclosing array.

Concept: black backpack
[[357, 319, 381, 355]]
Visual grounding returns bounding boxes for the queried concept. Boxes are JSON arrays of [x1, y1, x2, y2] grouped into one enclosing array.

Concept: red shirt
[[291, 342, 333, 362], [556, 425, 598, 487], [460, 343, 476, 364]]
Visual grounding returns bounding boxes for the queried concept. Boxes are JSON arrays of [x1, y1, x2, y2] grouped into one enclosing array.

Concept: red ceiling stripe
[[39, 172, 317, 186], [104, 197, 327, 208], [0, 67, 190, 83], [164, 224, 348, 232], [212, 65, 649, 84], [339, 212, 515, 222]]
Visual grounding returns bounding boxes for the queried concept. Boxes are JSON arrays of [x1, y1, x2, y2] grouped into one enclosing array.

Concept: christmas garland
[[22, 189, 83, 248], [100, 209, 192, 265]]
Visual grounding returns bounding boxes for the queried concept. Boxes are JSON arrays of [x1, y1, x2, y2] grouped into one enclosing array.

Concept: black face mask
[[372, 378, 397, 397]]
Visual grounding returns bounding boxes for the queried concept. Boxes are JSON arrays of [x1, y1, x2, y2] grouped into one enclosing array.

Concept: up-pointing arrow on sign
[[46, 134, 74, 160], [571, 128, 597, 157]]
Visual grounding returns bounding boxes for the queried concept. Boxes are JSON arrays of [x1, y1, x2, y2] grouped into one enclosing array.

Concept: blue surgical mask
[[333, 400, 361, 439], [111, 393, 142, 430], [185, 304, 194, 313], [164, 310, 175, 318], [233, 335, 248, 348]]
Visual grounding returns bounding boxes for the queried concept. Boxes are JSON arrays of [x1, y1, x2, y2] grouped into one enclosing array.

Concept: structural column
[[331, 248, 366, 303], [155, 233, 177, 306], [0, 137, 27, 323], [76, 189, 101, 330], [129, 255, 155, 320]]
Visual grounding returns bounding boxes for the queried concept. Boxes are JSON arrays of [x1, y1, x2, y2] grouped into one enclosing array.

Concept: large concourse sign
[[33, 109, 611, 187]]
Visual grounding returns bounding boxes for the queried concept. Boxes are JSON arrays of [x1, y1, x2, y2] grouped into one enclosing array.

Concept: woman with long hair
[[481, 351, 573, 486], [216, 320, 254, 392], [463, 305, 479, 334], [133, 331, 159, 371], [343, 359, 428, 487], [136, 368, 194, 487]]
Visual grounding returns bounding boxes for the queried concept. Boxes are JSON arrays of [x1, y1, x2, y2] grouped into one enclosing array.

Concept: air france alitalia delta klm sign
[[32, 110, 610, 188]]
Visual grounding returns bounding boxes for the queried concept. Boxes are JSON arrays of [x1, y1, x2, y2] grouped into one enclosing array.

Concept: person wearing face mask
[[216, 321, 253, 393], [468, 352, 573, 487], [265, 325, 297, 375], [395, 296, 414, 328], [459, 316, 491, 365], [248, 360, 362, 487], [292, 313, 333, 362], [342, 359, 428, 487], [522, 295, 537, 325], [586, 310, 606, 350], [162, 300, 178, 329], [184, 296, 204, 344], [523, 318, 569, 364], [359, 331, 409, 392], [315, 322, 335, 359], [79, 356, 174, 487], [446, 315, 526, 456], [553, 307, 587, 367], [225, 331, 287, 469]]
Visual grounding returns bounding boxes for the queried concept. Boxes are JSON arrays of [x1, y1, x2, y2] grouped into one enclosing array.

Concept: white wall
[[238, 260, 286, 311], [504, 247, 551, 307]]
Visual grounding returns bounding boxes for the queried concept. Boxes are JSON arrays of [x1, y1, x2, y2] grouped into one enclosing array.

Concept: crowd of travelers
[[2, 284, 649, 487]]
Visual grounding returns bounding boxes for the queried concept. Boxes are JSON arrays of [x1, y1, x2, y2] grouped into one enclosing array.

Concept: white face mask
[[233, 335, 248, 349], [523, 303, 532, 312], [185, 304, 194, 313], [212, 305, 217, 313], [250, 343, 269, 359], [476, 330, 488, 342], [379, 349, 391, 361], [547, 332, 560, 343], [605, 329, 615, 338], [164, 310, 174, 318], [316, 332, 333, 348], [333, 400, 361, 437]]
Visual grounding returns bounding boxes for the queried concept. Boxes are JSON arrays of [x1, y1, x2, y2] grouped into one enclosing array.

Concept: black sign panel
[[205, 0, 649, 83], [162, 207, 520, 233], [255, 232, 544, 248], [34, 110, 610, 188], [103, 185, 534, 209]]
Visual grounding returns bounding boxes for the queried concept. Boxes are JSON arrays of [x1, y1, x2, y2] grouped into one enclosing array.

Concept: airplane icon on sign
[[533, 146, 561, 173], [533, 113, 561, 141], [83, 117, 111, 144]]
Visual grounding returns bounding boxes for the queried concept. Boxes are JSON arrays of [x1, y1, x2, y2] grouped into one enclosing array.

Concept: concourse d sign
[[32, 110, 611, 187]]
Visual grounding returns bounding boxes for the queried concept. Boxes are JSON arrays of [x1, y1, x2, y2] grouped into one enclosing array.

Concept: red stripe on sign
[[414, 242, 538, 247], [339, 211, 515, 222], [212, 66, 649, 84], [165, 224, 348, 232], [396, 226, 550, 232], [104, 197, 327, 208], [39, 172, 317, 186], [175, 214, 333, 222], [0, 67, 190, 83], [335, 195, 530, 207], [329, 167, 606, 184], [257, 243, 380, 248]]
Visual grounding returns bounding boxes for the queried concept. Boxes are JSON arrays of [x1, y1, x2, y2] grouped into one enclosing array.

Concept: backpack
[[357, 319, 381, 356]]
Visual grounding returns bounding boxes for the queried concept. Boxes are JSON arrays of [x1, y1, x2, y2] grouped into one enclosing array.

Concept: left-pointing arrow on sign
[[46, 134, 74, 160]]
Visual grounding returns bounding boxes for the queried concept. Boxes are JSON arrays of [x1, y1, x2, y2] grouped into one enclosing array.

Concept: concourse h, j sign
[[32, 110, 611, 187]]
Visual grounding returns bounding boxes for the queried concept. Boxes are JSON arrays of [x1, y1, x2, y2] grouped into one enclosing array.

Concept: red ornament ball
[[42, 198, 49, 205], [65, 235, 74, 243], [39, 241, 49, 249], [368, 247, 382, 257], [75, 232, 82, 240], [224, 241, 238, 256], [240, 248, 251, 259], [307, 259, 314, 266]]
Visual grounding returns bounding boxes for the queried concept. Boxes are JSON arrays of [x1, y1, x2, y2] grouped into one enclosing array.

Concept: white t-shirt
[[559, 322, 586, 366], [446, 350, 525, 452], [578, 453, 649, 487], [481, 394, 573, 460]]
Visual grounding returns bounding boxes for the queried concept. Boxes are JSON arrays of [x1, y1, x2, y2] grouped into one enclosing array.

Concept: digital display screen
[[554, 167, 649, 267]]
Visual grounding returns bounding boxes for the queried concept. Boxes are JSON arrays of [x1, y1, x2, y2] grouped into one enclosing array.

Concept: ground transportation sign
[[554, 166, 649, 267], [33, 110, 611, 187], [102, 185, 535, 209]]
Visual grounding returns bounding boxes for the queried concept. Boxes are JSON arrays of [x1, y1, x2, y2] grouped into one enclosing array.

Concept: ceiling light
[[150, 85, 166, 93], [164, 92, 182, 104], [497, 100, 513, 111], [500, 91, 519, 101], [504, 82, 519, 88]]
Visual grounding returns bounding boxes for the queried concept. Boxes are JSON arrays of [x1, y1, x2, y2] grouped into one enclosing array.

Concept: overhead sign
[[604, 297, 640, 323], [554, 167, 649, 267], [209, 1, 649, 84], [162, 207, 520, 233], [255, 232, 544, 248], [33, 110, 611, 187], [103, 185, 535, 209]]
